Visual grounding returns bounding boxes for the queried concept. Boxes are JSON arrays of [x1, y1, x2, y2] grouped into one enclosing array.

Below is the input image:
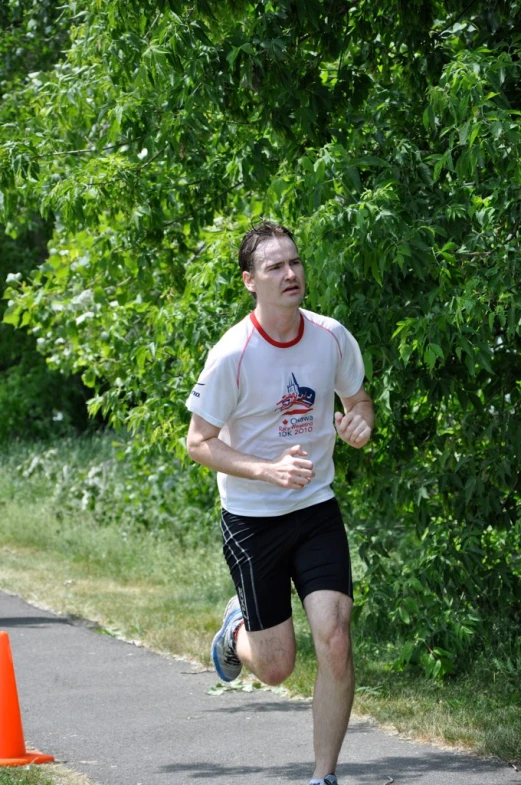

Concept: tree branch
[[135, 147, 166, 172], [434, 0, 481, 39], [143, 12, 161, 43], [40, 138, 146, 158], [163, 181, 245, 228]]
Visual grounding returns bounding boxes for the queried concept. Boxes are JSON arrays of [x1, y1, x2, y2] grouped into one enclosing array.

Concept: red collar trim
[[249, 312, 304, 348]]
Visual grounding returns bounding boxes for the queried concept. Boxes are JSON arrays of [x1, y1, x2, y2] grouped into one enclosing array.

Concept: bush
[[0, 226, 94, 443], [12, 433, 220, 547]]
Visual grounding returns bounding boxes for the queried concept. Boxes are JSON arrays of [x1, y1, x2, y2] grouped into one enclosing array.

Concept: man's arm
[[186, 413, 315, 490], [334, 385, 374, 449]]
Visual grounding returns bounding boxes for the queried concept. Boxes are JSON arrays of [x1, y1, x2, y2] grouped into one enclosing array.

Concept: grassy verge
[[0, 764, 95, 785], [0, 437, 519, 765]]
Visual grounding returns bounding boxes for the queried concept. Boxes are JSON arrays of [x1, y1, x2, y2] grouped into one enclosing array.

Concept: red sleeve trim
[[302, 313, 342, 358], [236, 322, 255, 388], [249, 311, 304, 348]]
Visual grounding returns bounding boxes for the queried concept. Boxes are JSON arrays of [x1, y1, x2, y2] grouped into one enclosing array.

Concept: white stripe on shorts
[[220, 511, 263, 630]]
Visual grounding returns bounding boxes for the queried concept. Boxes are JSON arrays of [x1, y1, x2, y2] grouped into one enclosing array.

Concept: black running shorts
[[220, 497, 353, 632]]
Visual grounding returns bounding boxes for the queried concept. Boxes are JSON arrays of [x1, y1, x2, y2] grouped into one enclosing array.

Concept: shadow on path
[[205, 699, 311, 714], [159, 752, 514, 783], [0, 615, 70, 627]]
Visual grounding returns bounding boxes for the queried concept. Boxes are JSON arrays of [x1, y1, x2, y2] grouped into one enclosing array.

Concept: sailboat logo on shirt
[[275, 373, 315, 415]]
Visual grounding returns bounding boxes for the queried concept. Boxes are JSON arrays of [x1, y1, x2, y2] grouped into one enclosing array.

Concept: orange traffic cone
[[0, 630, 54, 766]]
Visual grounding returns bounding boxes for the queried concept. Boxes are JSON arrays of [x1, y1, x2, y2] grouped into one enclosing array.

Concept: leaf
[[424, 346, 436, 370], [429, 343, 444, 361], [344, 166, 361, 194], [271, 177, 288, 199], [363, 351, 373, 382], [458, 120, 471, 145], [2, 303, 22, 327]]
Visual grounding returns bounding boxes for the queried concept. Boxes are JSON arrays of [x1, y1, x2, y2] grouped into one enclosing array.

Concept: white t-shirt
[[186, 308, 365, 516]]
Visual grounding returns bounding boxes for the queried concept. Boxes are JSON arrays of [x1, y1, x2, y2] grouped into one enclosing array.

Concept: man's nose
[[284, 264, 296, 278]]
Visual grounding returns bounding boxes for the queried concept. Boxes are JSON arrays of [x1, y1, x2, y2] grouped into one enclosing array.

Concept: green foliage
[[0, 226, 94, 441], [0, 0, 70, 84], [1, 0, 520, 677], [0, 3, 93, 442]]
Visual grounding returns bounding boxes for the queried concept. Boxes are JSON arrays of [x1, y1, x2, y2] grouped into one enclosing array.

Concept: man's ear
[[242, 270, 255, 292]]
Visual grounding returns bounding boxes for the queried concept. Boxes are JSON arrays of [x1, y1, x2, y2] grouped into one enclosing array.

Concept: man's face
[[242, 235, 305, 309]]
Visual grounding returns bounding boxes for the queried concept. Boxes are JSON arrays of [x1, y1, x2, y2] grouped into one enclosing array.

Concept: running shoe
[[211, 596, 243, 682], [324, 776, 338, 785]]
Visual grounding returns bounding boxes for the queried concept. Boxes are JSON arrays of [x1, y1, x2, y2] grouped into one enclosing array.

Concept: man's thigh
[[220, 508, 297, 632], [291, 497, 353, 603], [304, 590, 353, 637]]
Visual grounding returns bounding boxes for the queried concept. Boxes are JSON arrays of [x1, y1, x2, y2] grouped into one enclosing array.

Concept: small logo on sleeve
[[190, 382, 205, 399]]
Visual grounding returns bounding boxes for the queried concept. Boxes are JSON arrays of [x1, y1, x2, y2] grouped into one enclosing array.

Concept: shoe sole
[[211, 610, 242, 682]]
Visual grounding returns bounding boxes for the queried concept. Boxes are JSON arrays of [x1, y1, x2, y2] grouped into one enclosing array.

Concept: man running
[[186, 221, 374, 785]]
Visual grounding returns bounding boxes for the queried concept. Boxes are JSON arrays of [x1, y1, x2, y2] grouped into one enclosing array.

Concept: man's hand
[[188, 414, 316, 488], [266, 444, 315, 490], [335, 410, 372, 449]]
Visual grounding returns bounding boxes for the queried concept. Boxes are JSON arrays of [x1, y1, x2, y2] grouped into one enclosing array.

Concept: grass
[[0, 436, 520, 766], [0, 501, 232, 666], [0, 765, 94, 785], [0, 769, 48, 785]]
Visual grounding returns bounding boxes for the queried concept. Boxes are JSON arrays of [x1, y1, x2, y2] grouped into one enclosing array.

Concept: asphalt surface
[[0, 590, 519, 785]]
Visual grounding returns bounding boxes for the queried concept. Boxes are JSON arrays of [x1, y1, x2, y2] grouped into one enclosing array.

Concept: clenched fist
[[335, 411, 372, 449], [266, 444, 315, 489]]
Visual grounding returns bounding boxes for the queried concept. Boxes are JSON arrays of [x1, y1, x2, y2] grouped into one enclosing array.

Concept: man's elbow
[[187, 416, 220, 465], [186, 435, 202, 463]]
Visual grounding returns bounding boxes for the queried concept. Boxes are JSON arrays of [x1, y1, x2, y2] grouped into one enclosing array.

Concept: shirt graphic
[[275, 373, 316, 439], [275, 373, 315, 415]]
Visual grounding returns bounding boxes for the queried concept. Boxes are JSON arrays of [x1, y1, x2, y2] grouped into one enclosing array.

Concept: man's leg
[[304, 590, 354, 781], [217, 507, 298, 685], [235, 616, 296, 686]]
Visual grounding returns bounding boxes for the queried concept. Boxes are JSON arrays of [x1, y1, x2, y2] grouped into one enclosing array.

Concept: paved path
[[0, 590, 518, 785]]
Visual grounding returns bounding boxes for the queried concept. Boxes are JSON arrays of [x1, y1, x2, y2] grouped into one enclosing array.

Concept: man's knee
[[250, 639, 296, 685], [305, 592, 353, 674], [241, 621, 296, 685], [316, 622, 352, 674], [312, 622, 351, 679], [256, 655, 296, 686]]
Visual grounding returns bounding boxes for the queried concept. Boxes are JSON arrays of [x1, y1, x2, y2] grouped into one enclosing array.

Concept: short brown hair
[[238, 221, 295, 274]]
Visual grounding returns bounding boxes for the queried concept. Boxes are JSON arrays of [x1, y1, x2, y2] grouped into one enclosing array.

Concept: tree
[[1, 0, 520, 675], [0, 225, 95, 440], [0, 0, 97, 441]]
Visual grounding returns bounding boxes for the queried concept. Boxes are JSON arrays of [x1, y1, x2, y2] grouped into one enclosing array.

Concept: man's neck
[[253, 304, 302, 343]]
